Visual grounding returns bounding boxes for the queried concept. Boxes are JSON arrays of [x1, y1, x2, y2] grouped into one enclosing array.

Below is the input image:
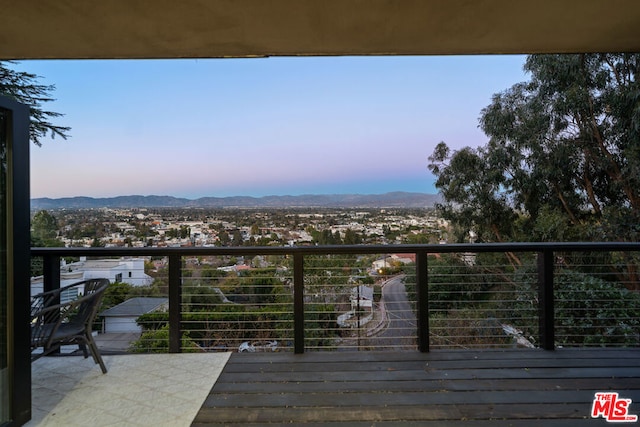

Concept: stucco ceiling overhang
[[2, 0, 640, 60]]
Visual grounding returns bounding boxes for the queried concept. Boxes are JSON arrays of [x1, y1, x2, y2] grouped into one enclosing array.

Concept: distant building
[[337, 285, 374, 328], [372, 257, 393, 271], [371, 253, 436, 273], [391, 254, 416, 264], [31, 257, 153, 299], [30, 271, 86, 303], [217, 264, 251, 274], [99, 297, 168, 333], [62, 257, 153, 286], [350, 285, 373, 309]]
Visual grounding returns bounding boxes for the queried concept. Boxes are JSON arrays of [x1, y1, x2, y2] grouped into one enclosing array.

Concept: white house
[[350, 285, 373, 309], [372, 257, 393, 272], [337, 286, 374, 328], [63, 257, 153, 286], [31, 257, 154, 300]]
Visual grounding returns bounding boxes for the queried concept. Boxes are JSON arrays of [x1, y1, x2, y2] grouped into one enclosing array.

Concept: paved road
[[370, 275, 417, 349]]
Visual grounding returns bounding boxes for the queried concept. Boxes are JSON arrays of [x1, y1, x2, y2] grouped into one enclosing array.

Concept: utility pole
[[357, 284, 361, 351]]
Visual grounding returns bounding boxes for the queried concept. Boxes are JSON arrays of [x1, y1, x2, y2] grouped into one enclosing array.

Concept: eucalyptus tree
[[429, 54, 640, 243]]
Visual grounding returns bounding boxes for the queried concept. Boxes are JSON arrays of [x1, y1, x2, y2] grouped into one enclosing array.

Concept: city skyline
[[20, 55, 529, 199]]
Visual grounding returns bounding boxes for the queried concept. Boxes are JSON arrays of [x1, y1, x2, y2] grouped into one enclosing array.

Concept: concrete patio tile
[[26, 352, 231, 427]]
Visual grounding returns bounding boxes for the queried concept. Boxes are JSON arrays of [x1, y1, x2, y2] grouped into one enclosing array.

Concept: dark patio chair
[[31, 278, 111, 373]]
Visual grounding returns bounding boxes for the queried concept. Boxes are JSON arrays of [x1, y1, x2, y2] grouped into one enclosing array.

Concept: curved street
[[368, 275, 417, 350]]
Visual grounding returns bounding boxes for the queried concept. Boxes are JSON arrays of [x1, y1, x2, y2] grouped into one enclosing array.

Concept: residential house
[[63, 257, 153, 287], [99, 297, 168, 334]]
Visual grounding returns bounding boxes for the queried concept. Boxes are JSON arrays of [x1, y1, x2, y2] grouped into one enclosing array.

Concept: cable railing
[[31, 242, 640, 354]]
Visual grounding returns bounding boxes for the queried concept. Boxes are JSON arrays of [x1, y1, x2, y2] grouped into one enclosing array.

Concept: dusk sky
[[18, 56, 528, 199]]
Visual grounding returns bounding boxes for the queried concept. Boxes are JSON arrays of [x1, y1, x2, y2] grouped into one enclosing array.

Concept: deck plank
[[221, 357, 638, 372], [191, 348, 640, 425], [213, 377, 640, 393], [216, 366, 640, 382]]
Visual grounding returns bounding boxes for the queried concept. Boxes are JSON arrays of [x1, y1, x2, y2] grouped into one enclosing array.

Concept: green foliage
[[182, 284, 223, 311], [430, 310, 512, 348], [129, 325, 200, 353], [403, 232, 436, 244], [373, 283, 382, 302], [165, 225, 190, 239], [343, 228, 362, 244], [201, 266, 229, 278], [429, 54, 640, 244], [30, 210, 64, 275], [429, 258, 493, 311], [305, 303, 339, 349], [90, 237, 105, 247], [405, 253, 639, 348], [31, 211, 64, 256], [311, 228, 342, 245], [131, 276, 341, 350], [428, 53, 640, 300], [555, 274, 640, 346], [508, 267, 640, 347], [428, 143, 517, 243], [136, 311, 170, 331], [136, 303, 285, 348], [404, 254, 493, 312], [217, 274, 281, 305], [101, 282, 134, 310], [32, 210, 59, 242]]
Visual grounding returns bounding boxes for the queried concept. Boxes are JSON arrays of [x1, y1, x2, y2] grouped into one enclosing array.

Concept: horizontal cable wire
[[36, 248, 638, 353]]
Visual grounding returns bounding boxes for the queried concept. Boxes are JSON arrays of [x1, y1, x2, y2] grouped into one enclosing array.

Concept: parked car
[[238, 340, 278, 352]]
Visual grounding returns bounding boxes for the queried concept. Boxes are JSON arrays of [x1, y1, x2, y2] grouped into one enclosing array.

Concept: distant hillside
[[31, 192, 441, 209]]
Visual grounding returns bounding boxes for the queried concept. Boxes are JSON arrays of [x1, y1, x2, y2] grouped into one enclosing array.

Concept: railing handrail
[[31, 241, 640, 354]]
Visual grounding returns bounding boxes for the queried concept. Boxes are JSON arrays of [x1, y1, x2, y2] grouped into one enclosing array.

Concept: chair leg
[[84, 332, 108, 374], [79, 343, 89, 358]]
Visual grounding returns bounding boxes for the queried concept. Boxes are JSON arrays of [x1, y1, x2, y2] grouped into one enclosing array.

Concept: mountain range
[[31, 192, 441, 209]]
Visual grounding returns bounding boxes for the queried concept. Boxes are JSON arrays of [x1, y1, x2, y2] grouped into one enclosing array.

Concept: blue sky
[[18, 56, 528, 199]]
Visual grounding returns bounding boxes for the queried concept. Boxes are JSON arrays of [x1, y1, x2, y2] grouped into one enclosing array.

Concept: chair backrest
[[69, 278, 111, 328], [31, 278, 111, 350]]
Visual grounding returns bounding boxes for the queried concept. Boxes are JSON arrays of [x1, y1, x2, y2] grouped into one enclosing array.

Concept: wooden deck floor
[[192, 348, 640, 426]]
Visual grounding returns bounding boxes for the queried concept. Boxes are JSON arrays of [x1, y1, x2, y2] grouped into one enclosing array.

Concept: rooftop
[[99, 297, 168, 318]]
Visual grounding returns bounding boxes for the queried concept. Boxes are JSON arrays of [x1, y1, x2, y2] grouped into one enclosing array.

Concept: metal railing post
[[293, 253, 304, 354], [537, 249, 555, 350], [42, 254, 61, 294], [42, 254, 61, 355], [416, 251, 429, 352], [168, 253, 182, 353]]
